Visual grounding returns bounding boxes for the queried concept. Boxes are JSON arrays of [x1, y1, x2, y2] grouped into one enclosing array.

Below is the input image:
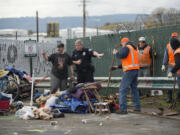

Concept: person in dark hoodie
[[162, 32, 179, 102], [168, 37, 180, 102], [111, 37, 141, 114]]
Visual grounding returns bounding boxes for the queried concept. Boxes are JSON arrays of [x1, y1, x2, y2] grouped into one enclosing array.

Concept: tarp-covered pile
[[34, 83, 102, 114]]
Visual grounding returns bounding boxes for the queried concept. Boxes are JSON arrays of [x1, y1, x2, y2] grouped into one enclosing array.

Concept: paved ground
[[0, 113, 180, 135]]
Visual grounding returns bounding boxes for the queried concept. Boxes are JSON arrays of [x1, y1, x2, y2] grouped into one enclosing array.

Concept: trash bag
[[45, 96, 59, 111], [15, 106, 35, 120]]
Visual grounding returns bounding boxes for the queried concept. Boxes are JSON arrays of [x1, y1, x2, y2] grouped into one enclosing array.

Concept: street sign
[[24, 39, 37, 57]]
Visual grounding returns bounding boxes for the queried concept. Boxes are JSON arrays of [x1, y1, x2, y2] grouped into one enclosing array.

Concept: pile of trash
[[0, 67, 32, 101], [34, 83, 102, 114], [15, 105, 64, 120], [11, 82, 102, 120]]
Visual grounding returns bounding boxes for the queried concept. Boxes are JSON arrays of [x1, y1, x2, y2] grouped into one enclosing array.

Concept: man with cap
[[111, 37, 141, 114], [42, 43, 74, 93], [162, 32, 179, 102], [167, 37, 180, 102], [137, 37, 153, 96], [137, 37, 153, 77], [72, 39, 104, 83]]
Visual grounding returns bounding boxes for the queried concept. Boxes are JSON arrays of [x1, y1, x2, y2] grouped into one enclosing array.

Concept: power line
[[83, 0, 86, 37]]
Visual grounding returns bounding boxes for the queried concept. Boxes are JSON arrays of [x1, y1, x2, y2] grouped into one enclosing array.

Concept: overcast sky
[[0, 0, 180, 18]]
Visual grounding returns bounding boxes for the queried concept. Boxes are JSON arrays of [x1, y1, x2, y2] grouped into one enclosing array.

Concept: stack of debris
[[33, 82, 103, 114]]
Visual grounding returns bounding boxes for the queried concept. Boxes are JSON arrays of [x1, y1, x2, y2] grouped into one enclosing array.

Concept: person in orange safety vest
[[162, 32, 179, 102], [111, 37, 141, 114], [167, 37, 180, 102], [137, 37, 153, 77], [137, 37, 153, 97]]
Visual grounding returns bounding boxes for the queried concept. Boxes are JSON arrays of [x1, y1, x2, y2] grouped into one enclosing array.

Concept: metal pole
[[152, 35, 155, 76], [96, 25, 99, 36], [15, 31, 17, 40], [30, 69, 34, 106], [30, 57, 33, 77], [83, 0, 86, 37], [36, 11, 39, 42]]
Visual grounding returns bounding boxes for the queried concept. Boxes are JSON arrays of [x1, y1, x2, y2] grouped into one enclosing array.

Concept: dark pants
[[167, 66, 174, 100], [77, 71, 94, 83], [50, 74, 67, 94], [167, 66, 180, 100], [138, 68, 151, 96]]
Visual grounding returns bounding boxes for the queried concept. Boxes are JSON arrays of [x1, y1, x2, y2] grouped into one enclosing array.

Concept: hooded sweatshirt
[[170, 38, 180, 73]]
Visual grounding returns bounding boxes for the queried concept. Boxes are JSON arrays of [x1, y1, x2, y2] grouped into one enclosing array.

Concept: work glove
[[110, 66, 118, 71], [70, 75, 75, 81], [153, 51, 157, 57], [42, 50, 46, 56], [168, 72, 173, 78], [161, 65, 166, 72], [97, 53, 104, 59], [112, 49, 118, 55]]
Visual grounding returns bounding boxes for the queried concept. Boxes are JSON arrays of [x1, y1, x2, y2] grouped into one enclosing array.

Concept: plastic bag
[[15, 106, 36, 120], [45, 96, 58, 110]]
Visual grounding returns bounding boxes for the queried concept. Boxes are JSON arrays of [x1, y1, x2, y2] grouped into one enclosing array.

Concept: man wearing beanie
[[162, 32, 179, 102], [168, 37, 180, 102]]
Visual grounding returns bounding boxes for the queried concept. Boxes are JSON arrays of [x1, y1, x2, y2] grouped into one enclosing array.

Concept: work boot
[[116, 110, 128, 115], [133, 109, 141, 113], [166, 98, 173, 103], [176, 98, 180, 103]]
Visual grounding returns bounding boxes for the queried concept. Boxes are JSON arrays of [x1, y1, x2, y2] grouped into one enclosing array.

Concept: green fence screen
[[67, 25, 180, 77]]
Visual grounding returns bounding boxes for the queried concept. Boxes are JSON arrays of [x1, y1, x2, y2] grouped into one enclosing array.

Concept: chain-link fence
[[67, 24, 180, 77]]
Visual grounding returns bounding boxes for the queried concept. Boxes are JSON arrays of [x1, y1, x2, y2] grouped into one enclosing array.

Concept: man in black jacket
[[168, 37, 180, 102], [72, 40, 104, 83]]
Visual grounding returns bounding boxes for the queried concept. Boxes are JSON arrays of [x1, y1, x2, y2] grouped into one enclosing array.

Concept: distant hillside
[[0, 14, 137, 32]]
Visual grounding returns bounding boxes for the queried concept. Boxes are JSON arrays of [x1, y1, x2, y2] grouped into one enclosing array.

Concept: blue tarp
[[54, 92, 89, 113], [50, 92, 99, 114], [0, 92, 10, 101], [5, 67, 26, 79]]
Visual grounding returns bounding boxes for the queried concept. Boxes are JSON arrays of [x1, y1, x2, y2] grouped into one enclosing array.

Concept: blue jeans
[[167, 66, 180, 100], [119, 70, 141, 111]]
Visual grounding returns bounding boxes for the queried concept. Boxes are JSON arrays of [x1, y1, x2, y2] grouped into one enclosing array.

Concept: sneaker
[[116, 110, 128, 115]]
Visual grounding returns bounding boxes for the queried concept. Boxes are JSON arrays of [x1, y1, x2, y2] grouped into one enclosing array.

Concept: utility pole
[[83, 0, 86, 37], [36, 11, 39, 42], [96, 25, 99, 36], [15, 31, 17, 40]]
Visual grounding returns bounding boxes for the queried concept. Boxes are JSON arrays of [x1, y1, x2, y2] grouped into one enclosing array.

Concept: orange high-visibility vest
[[174, 48, 180, 74], [122, 45, 140, 72], [167, 43, 175, 67], [137, 46, 152, 68]]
